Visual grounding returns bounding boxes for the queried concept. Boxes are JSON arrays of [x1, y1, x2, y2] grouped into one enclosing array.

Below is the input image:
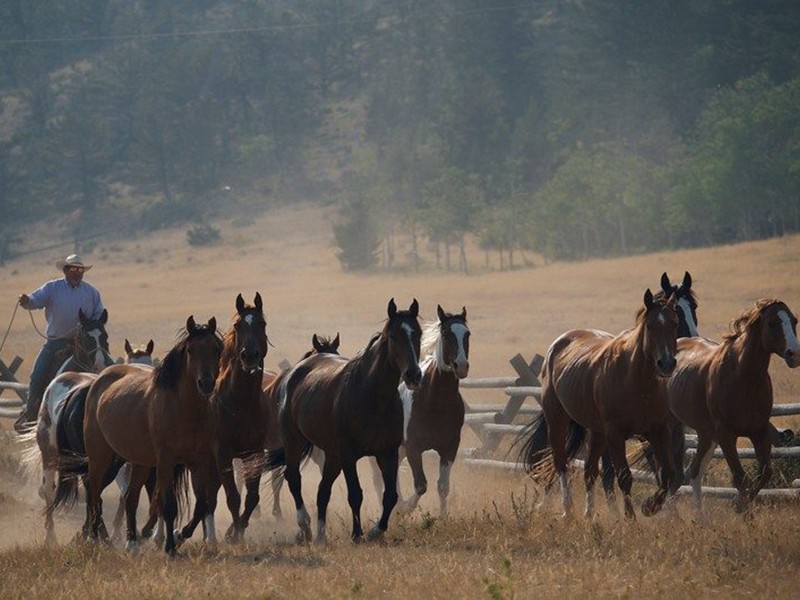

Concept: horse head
[[185, 315, 222, 397], [387, 298, 422, 389], [124, 338, 155, 366], [754, 300, 800, 368], [231, 292, 269, 375], [77, 308, 112, 372], [436, 304, 470, 379], [660, 271, 699, 338], [642, 289, 678, 377]]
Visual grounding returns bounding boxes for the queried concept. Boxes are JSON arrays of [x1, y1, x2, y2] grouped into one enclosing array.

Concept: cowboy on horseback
[[14, 253, 106, 433]]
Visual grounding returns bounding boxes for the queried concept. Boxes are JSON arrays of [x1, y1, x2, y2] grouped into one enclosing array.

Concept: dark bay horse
[[371, 305, 470, 517], [267, 298, 422, 543], [76, 316, 222, 555], [520, 289, 679, 520], [667, 299, 800, 515], [259, 333, 341, 520], [199, 293, 269, 543]]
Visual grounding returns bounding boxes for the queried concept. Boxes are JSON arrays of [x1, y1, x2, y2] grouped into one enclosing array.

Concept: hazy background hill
[[2, 1, 800, 270]]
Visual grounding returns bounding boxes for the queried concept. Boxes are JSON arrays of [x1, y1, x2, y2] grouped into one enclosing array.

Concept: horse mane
[[219, 320, 239, 367], [154, 325, 222, 390], [420, 320, 441, 360], [723, 298, 782, 341]]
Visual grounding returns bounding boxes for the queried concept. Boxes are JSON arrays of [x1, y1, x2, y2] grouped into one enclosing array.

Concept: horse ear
[[437, 304, 447, 323], [100, 309, 108, 324], [461, 306, 467, 320], [683, 271, 692, 289], [187, 315, 196, 332], [333, 332, 340, 350], [644, 289, 654, 310], [79, 309, 87, 324], [147, 339, 155, 354], [236, 293, 245, 314], [388, 298, 397, 318], [410, 298, 419, 318], [660, 273, 671, 295], [124, 339, 132, 354], [207, 317, 217, 334], [312, 333, 322, 352], [254, 292, 263, 312]]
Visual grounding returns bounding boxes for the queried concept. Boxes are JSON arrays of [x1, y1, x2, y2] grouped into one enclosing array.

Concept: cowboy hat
[[55, 254, 93, 271]]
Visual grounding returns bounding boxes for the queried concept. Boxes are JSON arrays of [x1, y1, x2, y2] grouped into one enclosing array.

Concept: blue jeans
[[26, 338, 70, 418]]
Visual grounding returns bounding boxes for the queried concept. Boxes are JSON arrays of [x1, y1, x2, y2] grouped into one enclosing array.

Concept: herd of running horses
[[17, 272, 800, 556]]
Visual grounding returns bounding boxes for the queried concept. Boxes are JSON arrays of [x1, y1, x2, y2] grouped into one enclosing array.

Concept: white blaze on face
[[450, 323, 469, 367], [88, 329, 106, 369], [677, 297, 699, 337], [402, 323, 419, 364], [779, 310, 800, 356]]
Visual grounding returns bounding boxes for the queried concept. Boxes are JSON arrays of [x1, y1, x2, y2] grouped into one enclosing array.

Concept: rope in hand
[[0, 300, 50, 359]]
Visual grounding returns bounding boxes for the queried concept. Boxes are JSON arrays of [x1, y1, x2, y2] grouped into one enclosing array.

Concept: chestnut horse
[[370, 305, 470, 517], [259, 333, 340, 520], [78, 316, 222, 555], [520, 289, 679, 520], [267, 298, 422, 543], [667, 299, 800, 515]]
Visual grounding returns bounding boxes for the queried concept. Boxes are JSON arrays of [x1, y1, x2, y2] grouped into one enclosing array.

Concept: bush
[[187, 223, 221, 246]]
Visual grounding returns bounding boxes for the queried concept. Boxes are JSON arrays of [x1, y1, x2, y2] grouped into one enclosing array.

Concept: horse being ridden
[[370, 305, 470, 517], [78, 316, 222, 555], [267, 298, 422, 543], [667, 299, 800, 515], [20, 310, 121, 544], [259, 333, 340, 520], [520, 289, 679, 520]]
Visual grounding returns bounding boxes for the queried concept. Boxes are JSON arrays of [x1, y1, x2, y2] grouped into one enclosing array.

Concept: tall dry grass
[[1, 202, 799, 598]]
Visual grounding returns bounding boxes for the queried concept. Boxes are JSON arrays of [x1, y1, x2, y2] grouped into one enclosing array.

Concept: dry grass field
[[1, 201, 799, 599]]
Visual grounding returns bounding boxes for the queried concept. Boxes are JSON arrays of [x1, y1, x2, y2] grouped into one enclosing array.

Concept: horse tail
[[17, 427, 42, 482], [514, 413, 551, 478], [47, 451, 88, 516], [173, 464, 191, 522], [564, 419, 587, 462]]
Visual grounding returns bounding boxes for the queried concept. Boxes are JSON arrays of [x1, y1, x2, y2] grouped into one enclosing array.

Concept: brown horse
[[667, 299, 800, 515], [267, 298, 422, 543], [371, 305, 470, 517], [77, 316, 222, 555], [195, 293, 268, 543], [124, 338, 155, 365], [260, 333, 341, 520], [520, 289, 679, 520]]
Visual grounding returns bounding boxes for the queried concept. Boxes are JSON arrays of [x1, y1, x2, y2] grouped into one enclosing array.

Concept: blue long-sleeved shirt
[[27, 278, 105, 339]]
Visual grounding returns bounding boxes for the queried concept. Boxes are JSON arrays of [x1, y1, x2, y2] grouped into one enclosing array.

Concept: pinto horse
[[520, 289, 679, 520], [56, 309, 115, 375], [668, 299, 800, 515], [267, 298, 422, 543], [77, 316, 222, 555], [259, 333, 340, 520], [370, 305, 470, 517]]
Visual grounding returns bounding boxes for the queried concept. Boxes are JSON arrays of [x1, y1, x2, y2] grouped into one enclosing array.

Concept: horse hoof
[[365, 526, 385, 543], [173, 529, 186, 548], [641, 496, 662, 517], [125, 540, 139, 555]]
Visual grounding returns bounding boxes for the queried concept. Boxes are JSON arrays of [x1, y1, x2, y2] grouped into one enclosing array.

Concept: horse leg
[[123, 464, 151, 554], [716, 429, 749, 513], [218, 453, 244, 542], [314, 456, 342, 544], [686, 433, 716, 519], [542, 392, 573, 519], [284, 441, 312, 544], [177, 463, 216, 547], [153, 460, 179, 556], [641, 426, 675, 517], [368, 448, 399, 542], [583, 431, 606, 521], [437, 447, 457, 519], [240, 468, 262, 534], [401, 443, 426, 516], [140, 468, 162, 543], [270, 467, 284, 520], [86, 444, 115, 542], [111, 463, 131, 542], [606, 434, 635, 520], [746, 428, 773, 505], [670, 420, 687, 487], [341, 455, 365, 542], [599, 450, 618, 517]]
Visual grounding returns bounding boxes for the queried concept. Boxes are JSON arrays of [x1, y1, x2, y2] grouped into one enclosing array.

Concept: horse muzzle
[[453, 360, 470, 379], [785, 347, 800, 369], [655, 356, 677, 378], [197, 376, 216, 397], [403, 365, 423, 390]]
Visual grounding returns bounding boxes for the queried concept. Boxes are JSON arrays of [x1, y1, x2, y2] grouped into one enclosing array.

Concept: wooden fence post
[[0, 356, 26, 401]]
